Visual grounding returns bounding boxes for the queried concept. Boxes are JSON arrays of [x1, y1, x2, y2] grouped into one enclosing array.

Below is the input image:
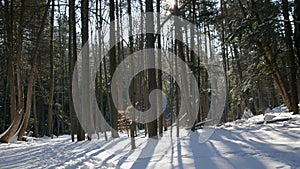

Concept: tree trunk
[[69, 0, 84, 142], [248, 0, 295, 114], [68, 0, 76, 142], [127, 0, 136, 149], [220, 0, 229, 122], [273, 64, 293, 110], [295, 0, 300, 70], [0, 0, 24, 143], [33, 86, 39, 137], [269, 78, 278, 108], [97, 0, 108, 141], [283, 0, 299, 114], [81, 0, 92, 140], [103, 56, 109, 141], [146, 0, 157, 138], [258, 81, 265, 112], [16, 0, 25, 123], [109, 0, 119, 138], [157, 0, 164, 137], [5, 0, 16, 124], [17, 0, 51, 141], [47, 0, 55, 138]]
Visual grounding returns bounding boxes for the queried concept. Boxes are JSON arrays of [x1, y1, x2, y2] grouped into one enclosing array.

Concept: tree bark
[[282, 0, 299, 114], [32, 86, 39, 137], [127, 0, 136, 149], [295, 0, 300, 71], [146, 0, 158, 138], [47, 0, 55, 138], [68, 0, 76, 142], [17, 0, 51, 141], [220, 0, 229, 122], [81, 0, 92, 140], [5, 0, 16, 124], [157, 0, 164, 137], [109, 0, 119, 138], [0, 0, 24, 143]]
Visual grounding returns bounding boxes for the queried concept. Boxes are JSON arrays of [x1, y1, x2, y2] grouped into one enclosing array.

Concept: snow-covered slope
[[0, 112, 299, 169]]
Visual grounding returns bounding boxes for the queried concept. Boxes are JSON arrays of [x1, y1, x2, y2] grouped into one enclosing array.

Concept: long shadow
[[115, 149, 136, 169], [171, 136, 175, 168], [130, 138, 158, 169], [211, 129, 268, 168], [92, 141, 132, 168], [115, 139, 173, 169], [0, 138, 84, 169], [189, 129, 268, 169], [237, 129, 300, 167], [189, 131, 218, 169], [206, 140, 239, 169], [151, 138, 173, 169], [266, 125, 300, 140], [47, 142, 100, 168], [50, 137, 128, 168], [210, 128, 300, 168], [0, 136, 131, 169], [176, 138, 184, 169]]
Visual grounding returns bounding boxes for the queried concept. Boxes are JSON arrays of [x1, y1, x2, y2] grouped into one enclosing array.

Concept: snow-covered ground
[[0, 111, 300, 169]]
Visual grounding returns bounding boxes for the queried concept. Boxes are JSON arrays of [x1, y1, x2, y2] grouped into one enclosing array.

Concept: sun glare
[[166, 0, 176, 9]]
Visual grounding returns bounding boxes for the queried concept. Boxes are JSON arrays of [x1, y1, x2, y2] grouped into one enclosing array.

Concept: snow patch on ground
[[0, 111, 300, 168]]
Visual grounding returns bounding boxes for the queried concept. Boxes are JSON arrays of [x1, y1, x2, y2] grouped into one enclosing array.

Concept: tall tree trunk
[[139, 0, 148, 137], [109, 0, 119, 138], [17, 0, 51, 141], [47, 0, 55, 138], [16, 0, 25, 122], [146, 0, 157, 138], [295, 0, 300, 71], [56, 0, 65, 136], [220, 0, 229, 122], [295, 1, 300, 111], [68, 0, 76, 142], [127, 0, 136, 149], [274, 69, 293, 108], [70, 0, 85, 142], [202, 25, 209, 120], [103, 56, 109, 141], [81, 0, 92, 140], [97, 0, 108, 141], [0, 0, 24, 143], [6, 0, 16, 123], [248, 0, 294, 113], [115, 0, 123, 114], [157, 0, 164, 137], [283, 0, 299, 114]]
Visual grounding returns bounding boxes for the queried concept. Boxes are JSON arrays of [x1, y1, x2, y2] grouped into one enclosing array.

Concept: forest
[[0, 0, 299, 145]]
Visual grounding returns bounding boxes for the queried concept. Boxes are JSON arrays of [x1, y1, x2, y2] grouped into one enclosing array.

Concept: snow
[[1, 111, 300, 168], [242, 108, 253, 119], [0, 120, 15, 138], [0, 109, 23, 139]]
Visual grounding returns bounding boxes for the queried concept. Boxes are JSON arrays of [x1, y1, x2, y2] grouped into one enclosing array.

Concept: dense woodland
[[0, 0, 299, 145]]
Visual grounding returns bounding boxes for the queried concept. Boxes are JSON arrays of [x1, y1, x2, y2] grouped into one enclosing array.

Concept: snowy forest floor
[[0, 110, 300, 169]]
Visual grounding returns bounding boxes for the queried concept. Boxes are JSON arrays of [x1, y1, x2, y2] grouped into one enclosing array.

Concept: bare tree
[[17, 0, 51, 141], [0, 0, 18, 143], [47, 0, 55, 138], [109, 0, 119, 138], [282, 0, 299, 114], [146, 0, 158, 138]]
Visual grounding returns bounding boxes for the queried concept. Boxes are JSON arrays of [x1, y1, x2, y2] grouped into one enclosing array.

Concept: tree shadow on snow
[[130, 138, 159, 169], [188, 128, 300, 168]]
